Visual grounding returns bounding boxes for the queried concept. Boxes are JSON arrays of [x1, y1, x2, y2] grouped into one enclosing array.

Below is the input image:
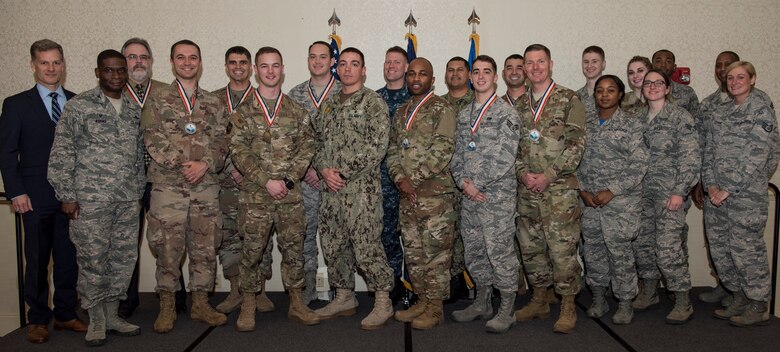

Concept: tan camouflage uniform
[[48, 86, 145, 309], [141, 82, 229, 292], [515, 83, 585, 295], [387, 94, 457, 300]]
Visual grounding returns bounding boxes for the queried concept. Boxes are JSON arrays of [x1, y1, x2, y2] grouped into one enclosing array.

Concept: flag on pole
[[468, 32, 479, 70], [405, 33, 417, 63], [329, 34, 341, 80]]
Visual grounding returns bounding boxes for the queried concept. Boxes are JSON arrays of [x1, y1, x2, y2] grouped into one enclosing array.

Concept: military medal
[[529, 129, 540, 142], [528, 80, 555, 143], [404, 90, 435, 131], [308, 75, 336, 109], [125, 80, 152, 108], [402, 138, 410, 149], [467, 141, 477, 151], [467, 93, 497, 152], [503, 93, 515, 107], [175, 79, 198, 135], [225, 84, 252, 114], [254, 88, 284, 127]]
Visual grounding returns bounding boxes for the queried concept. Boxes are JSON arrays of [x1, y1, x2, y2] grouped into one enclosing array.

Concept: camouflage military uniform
[[578, 108, 649, 300], [576, 86, 597, 120], [633, 102, 699, 291], [451, 97, 520, 292], [311, 87, 394, 291], [440, 89, 474, 277], [214, 86, 273, 281], [288, 78, 342, 275], [141, 82, 229, 293], [387, 94, 457, 299], [669, 81, 700, 116], [230, 93, 315, 292], [376, 85, 411, 278], [703, 91, 778, 302], [620, 91, 645, 117], [48, 86, 145, 309], [515, 83, 585, 295]]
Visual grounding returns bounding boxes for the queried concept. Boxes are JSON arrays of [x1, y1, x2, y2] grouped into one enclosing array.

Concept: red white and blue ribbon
[[125, 80, 152, 108], [404, 90, 435, 131], [225, 84, 252, 114], [254, 89, 284, 126], [308, 75, 336, 109], [175, 79, 197, 115], [528, 81, 556, 127], [470, 93, 497, 134]]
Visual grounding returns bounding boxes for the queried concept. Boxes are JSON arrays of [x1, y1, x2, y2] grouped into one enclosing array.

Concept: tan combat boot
[[216, 275, 242, 314], [361, 291, 393, 330], [315, 288, 358, 320], [288, 288, 320, 325], [191, 291, 228, 326], [665, 291, 693, 325], [154, 290, 177, 333], [395, 295, 428, 322], [714, 290, 747, 320], [256, 281, 275, 313], [236, 292, 256, 332], [545, 287, 559, 304], [515, 287, 550, 321], [730, 299, 770, 327], [411, 299, 443, 330], [553, 294, 576, 334]]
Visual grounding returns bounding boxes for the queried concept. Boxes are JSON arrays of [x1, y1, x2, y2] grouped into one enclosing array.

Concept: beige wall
[[1, 0, 780, 333]]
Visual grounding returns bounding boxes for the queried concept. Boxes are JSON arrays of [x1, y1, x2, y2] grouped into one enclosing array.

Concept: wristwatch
[[283, 178, 294, 190]]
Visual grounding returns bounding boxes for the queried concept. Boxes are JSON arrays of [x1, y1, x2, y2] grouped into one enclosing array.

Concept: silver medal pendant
[[402, 138, 410, 149], [185, 122, 197, 135], [529, 129, 541, 142], [467, 141, 477, 151]]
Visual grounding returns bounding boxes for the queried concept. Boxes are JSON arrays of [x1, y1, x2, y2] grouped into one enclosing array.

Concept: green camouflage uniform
[[515, 83, 585, 295], [620, 92, 645, 118], [440, 89, 474, 277], [141, 82, 229, 293], [633, 102, 699, 292], [578, 108, 649, 300], [48, 87, 145, 309], [451, 97, 520, 292], [387, 94, 457, 300], [312, 87, 394, 291], [288, 78, 342, 274], [703, 91, 778, 302], [576, 86, 597, 120], [230, 93, 315, 292], [214, 86, 273, 280]]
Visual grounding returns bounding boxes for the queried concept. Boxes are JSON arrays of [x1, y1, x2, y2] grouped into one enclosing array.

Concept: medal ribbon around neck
[[404, 90, 436, 131], [308, 75, 336, 109], [175, 79, 198, 116], [226, 84, 253, 114], [503, 93, 515, 107], [125, 80, 152, 108], [254, 89, 284, 126], [470, 93, 498, 135], [528, 81, 556, 127]]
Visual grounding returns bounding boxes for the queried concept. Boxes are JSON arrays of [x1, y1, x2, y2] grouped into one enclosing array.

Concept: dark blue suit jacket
[[0, 86, 76, 208]]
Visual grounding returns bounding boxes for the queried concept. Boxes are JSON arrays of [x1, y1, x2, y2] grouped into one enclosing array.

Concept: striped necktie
[[49, 92, 61, 124]]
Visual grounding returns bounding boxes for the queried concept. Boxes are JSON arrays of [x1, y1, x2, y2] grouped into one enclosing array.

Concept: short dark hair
[[121, 37, 152, 58], [30, 39, 63, 61], [309, 41, 333, 58], [97, 49, 126, 67], [473, 55, 497, 72], [386, 46, 408, 58], [582, 45, 605, 59], [225, 46, 251, 63], [652, 49, 675, 63], [504, 54, 524, 66], [340, 47, 365, 67], [645, 68, 672, 87], [719, 50, 740, 61], [524, 44, 551, 60], [594, 74, 625, 102], [254, 46, 283, 64], [447, 56, 469, 69], [170, 39, 201, 60]]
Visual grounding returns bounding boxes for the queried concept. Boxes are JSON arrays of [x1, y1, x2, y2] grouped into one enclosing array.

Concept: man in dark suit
[[0, 39, 88, 344]]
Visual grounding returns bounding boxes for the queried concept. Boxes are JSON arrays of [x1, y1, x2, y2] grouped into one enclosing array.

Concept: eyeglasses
[[643, 80, 666, 88], [126, 54, 151, 61]]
